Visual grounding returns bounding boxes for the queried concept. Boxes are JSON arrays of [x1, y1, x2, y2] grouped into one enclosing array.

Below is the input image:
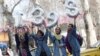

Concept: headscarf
[[54, 33, 62, 40]]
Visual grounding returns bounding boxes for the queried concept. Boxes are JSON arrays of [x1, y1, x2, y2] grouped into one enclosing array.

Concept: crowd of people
[[9, 21, 81, 56], [0, 21, 82, 56]]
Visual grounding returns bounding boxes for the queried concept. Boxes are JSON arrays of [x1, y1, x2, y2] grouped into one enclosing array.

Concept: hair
[[17, 27, 25, 33], [23, 26, 29, 31], [17, 26, 22, 29], [17, 27, 22, 32], [37, 30, 44, 36], [69, 24, 74, 28]]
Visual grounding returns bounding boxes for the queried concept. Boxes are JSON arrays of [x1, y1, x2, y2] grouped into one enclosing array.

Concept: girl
[[48, 27, 67, 56], [15, 27, 32, 56], [31, 27, 51, 56], [66, 24, 80, 56]]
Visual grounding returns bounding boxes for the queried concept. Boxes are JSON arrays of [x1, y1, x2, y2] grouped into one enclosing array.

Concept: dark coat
[[65, 25, 80, 56], [15, 33, 32, 56], [31, 29, 51, 56]]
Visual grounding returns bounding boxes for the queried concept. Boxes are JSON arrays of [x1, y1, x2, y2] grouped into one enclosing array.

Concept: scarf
[[54, 33, 62, 40]]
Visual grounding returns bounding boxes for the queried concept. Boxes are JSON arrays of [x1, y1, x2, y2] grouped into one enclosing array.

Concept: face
[[55, 27, 61, 35], [68, 25, 71, 30], [37, 32, 42, 36], [68, 24, 73, 31], [37, 30, 44, 37], [18, 28, 24, 35], [24, 26, 29, 33]]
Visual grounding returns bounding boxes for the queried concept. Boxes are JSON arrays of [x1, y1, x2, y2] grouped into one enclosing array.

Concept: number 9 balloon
[[46, 12, 58, 28]]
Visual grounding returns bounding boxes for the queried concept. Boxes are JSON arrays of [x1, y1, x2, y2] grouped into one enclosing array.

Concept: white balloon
[[46, 12, 58, 28], [32, 6, 44, 25], [32, 7, 44, 17], [66, 7, 79, 17], [33, 16, 44, 25], [65, 0, 79, 17]]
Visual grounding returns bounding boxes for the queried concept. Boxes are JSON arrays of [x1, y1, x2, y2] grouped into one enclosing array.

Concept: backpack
[[77, 34, 83, 46]]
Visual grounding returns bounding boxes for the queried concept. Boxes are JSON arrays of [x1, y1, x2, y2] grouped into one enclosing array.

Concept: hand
[[31, 22, 35, 28], [59, 44, 64, 48], [59, 45, 64, 48], [42, 20, 47, 28], [16, 49, 18, 53], [75, 16, 77, 19]]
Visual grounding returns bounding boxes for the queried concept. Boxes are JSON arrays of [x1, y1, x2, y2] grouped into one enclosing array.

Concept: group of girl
[[14, 23, 80, 56]]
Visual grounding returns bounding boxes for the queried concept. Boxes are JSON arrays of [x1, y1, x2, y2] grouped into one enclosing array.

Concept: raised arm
[[73, 17, 77, 33], [44, 28, 51, 38], [48, 29, 56, 43], [29, 32, 37, 40]]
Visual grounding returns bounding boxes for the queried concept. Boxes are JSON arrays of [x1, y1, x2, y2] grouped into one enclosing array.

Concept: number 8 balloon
[[65, 0, 79, 17], [32, 6, 44, 26]]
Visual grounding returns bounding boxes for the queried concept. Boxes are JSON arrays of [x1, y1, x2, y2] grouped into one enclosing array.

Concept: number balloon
[[46, 12, 58, 28], [32, 7, 44, 25], [65, 0, 79, 17], [32, 7, 44, 17]]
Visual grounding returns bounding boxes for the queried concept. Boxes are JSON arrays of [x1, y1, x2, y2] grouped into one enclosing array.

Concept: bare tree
[[80, 0, 97, 48], [0, 0, 22, 55]]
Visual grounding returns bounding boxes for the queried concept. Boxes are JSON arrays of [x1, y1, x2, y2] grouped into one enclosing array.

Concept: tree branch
[[11, 0, 22, 13]]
